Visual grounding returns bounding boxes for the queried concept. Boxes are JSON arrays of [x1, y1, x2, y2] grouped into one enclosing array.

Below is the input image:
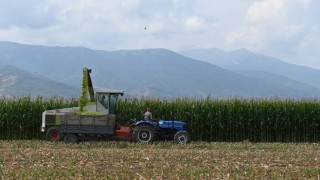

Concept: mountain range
[[0, 65, 78, 98], [0, 41, 319, 98], [179, 48, 320, 90]]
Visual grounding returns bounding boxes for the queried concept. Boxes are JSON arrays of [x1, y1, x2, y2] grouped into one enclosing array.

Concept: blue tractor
[[131, 119, 191, 144]]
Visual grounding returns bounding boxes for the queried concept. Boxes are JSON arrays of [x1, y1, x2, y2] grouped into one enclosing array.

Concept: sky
[[0, 0, 319, 69]]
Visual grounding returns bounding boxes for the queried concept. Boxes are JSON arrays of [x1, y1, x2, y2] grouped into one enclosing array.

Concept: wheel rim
[[66, 135, 77, 144], [50, 130, 60, 140], [177, 134, 188, 144], [69, 137, 76, 143], [138, 129, 151, 142]]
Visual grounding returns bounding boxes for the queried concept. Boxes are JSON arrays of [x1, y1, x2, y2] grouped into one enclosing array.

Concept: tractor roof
[[96, 89, 124, 95]]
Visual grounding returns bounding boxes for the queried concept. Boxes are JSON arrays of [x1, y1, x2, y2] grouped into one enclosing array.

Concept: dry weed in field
[[0, 141, 320, 179]]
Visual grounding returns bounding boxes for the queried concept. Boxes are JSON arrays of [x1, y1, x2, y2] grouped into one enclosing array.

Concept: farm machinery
[[41, 68, 191, 144]]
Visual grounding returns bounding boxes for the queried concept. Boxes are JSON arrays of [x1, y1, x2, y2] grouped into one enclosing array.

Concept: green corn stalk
[[0, 96, 75, 140]]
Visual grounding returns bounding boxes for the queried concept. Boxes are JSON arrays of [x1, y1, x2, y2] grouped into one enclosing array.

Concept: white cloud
[[225, 0, 320, 68], [0, 0, 247, 50], [0, 0, 319, 68], [246, 0, 285, 23], [184, 16, 208, 33], [0, 1, 59, 29], [226, 26, 263, 48]]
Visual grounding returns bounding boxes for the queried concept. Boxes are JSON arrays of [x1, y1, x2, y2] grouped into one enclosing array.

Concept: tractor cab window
[[97, 92, 121, 114], [109, 94, 119, 114], [98, 94, 109, 109]]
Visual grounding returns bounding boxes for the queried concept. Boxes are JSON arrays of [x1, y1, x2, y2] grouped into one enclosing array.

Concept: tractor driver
[[144, 107, 153, 121]]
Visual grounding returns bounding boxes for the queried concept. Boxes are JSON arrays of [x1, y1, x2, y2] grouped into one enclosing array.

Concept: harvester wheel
[[64, 134, 78, 144], [133, 125, 155, 143], [46, 126, 63, 142], [174, 131, 191, 144]]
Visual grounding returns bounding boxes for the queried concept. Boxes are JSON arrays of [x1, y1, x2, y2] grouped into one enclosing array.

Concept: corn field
[[1, 96, 320, 142], [0, 97, 75, 140], [117, 97, 320, 142]]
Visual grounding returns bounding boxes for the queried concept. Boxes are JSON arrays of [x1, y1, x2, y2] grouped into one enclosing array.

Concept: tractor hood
[[158, 120, 187, 131]]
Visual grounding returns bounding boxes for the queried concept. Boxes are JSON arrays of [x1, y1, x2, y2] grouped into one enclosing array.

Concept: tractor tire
[[64, 134, 78, 144], [133, 125, 156, 143], [174, 131, 191, 144], [46, 126, 63, 142]]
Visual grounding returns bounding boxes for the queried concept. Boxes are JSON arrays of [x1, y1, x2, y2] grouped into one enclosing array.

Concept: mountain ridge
[[0, 41, 319, 98], [179, 48, 320, 90], [0, 65, 79, 98]]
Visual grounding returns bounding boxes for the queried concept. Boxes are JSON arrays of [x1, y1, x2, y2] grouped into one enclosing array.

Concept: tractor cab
[[82, 68, 124, 114], [96, 89, 124, 114]]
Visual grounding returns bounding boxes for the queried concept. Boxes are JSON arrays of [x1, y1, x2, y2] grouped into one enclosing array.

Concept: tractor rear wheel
[[174, 131, 191, 144], [133, 125, 155, 143], [46, 126, 63, 142], [64, 134, 78, 144]]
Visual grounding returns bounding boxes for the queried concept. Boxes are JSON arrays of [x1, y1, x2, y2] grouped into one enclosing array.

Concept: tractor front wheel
[[46, 126, 63, 142], [133, 125, 155, 143], [174, 131, 191, 144], [64, 134, 78, 144]]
